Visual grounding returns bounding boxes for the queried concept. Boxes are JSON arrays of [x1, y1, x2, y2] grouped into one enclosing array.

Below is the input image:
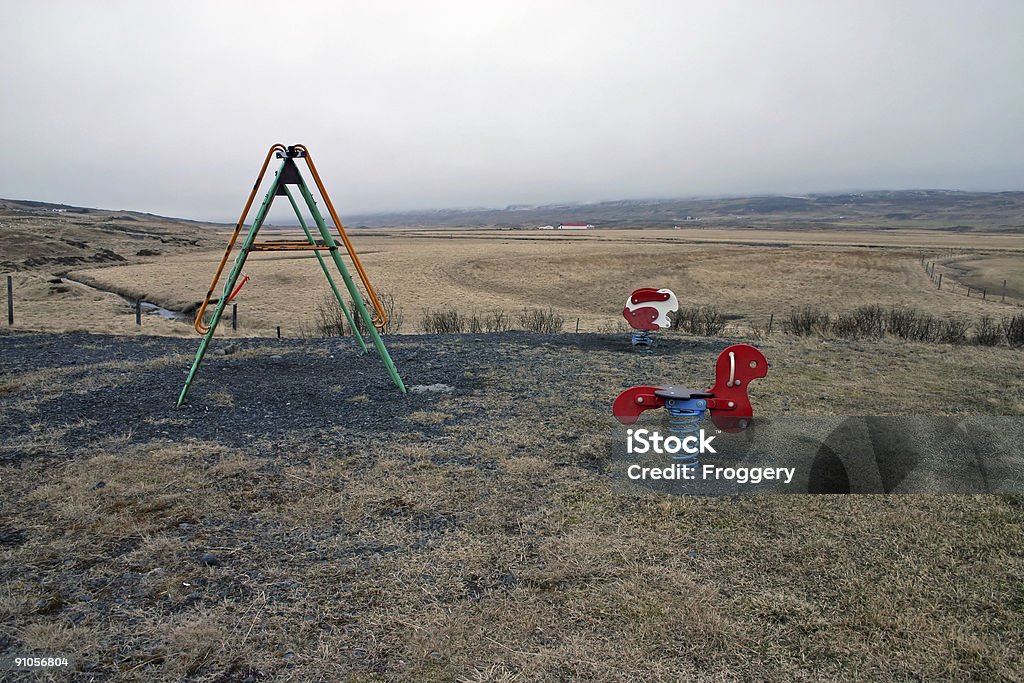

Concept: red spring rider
[[622, 288, 678, 348], [613, 344, 768, 433]]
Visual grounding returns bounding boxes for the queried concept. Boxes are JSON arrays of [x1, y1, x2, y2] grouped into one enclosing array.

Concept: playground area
[[1, 150, 1023, 680], [1, 330, 1022, 680]]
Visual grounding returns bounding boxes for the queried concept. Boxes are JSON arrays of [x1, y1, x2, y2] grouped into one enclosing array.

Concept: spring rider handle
[[706, 344, 768, 432]]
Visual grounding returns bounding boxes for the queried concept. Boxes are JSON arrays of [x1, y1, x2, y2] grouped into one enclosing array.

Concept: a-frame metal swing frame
[[177, 143, 406, 407]]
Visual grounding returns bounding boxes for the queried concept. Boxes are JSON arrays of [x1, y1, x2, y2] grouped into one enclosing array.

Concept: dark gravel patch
[[1, 332, 491, 457], [0, 329, 729, 467], [0, 330, 694, 458]]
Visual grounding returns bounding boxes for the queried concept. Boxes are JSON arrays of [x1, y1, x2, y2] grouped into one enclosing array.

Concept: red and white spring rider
[[623, 288, 678, 347]]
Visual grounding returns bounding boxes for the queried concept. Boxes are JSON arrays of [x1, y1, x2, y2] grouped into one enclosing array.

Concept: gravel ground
[[0, 330, 720, 457], [1, 332, 484, 454]]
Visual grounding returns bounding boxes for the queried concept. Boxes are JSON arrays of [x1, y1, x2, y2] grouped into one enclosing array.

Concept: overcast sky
[[1, 1, 1022, 221]]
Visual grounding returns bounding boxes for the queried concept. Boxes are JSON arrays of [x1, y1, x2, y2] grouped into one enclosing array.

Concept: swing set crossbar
[[248, 241, 337, 252]]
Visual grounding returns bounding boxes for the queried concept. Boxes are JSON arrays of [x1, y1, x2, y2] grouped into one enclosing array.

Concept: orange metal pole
[[194, 143, 286, 334]]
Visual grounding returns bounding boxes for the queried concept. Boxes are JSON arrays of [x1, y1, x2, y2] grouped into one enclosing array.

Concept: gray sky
[[2, 1, 1022, 221]]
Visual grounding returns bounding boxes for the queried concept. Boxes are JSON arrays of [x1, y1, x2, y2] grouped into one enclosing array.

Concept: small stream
[[62, 277, 193, 323]]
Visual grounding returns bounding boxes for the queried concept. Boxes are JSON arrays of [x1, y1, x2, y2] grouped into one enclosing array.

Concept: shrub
[[517, 307, 565, 333], [908, 314, 939, 343], [699, 306, 726, 336], [973, 317, 1002, 346], [484, 309, 513, 332], [313, 294, 347, 337], [670, 305, 727, 336], [783, 306, 830, 336], [887, 309, 939, 342], [420, 309, 466, 334], [375, 290, 404, 335], [1004, 313, 1024, 346], [886, 308, 919, 339], [779, 304, 1017, 347], [832, 305, 885, 339], [308, 288, 404, 337], [937, 318, 968, 344]]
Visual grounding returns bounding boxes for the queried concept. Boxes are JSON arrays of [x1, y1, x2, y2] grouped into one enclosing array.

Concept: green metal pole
[[177, 160, 286, 407], [294, 178, 406, 393], [282, 186, 367, 354]]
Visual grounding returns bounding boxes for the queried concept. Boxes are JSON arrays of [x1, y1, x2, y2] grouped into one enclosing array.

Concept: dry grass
[[2, 332, 1022, 680], [37, 228, 1021, 338], [940, 254, 1024, 301]]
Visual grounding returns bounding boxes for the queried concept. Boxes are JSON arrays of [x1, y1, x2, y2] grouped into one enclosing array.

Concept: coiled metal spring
[[631, 330, 653, 347], [664, 397, 708, 467]]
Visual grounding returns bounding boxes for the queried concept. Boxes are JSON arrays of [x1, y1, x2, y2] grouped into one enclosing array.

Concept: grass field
[[17, 228, 1019, 338]]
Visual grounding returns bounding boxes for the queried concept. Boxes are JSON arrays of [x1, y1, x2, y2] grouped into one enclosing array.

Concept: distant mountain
[[4, 190, 1022, 233], [343, 190, 1024, 231]]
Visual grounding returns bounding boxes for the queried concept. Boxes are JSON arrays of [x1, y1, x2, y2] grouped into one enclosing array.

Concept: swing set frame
[[176, 143, 406, 407]]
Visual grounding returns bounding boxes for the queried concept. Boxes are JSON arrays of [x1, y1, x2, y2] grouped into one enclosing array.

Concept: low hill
[[345, 190, 1024, 231], [0, 199, 220, 272]]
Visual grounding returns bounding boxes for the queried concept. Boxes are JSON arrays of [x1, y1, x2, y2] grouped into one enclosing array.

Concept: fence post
[[276, 325, 281, 339], [983, 289, 987, 301], [937, 274, 942, 290], [135, 300, 141, 326], [1003, 280, 1008, 303], [575, 317, 580, 333], [6, 275, 12, 326], [768, 313, 774, 335], [232, 303, 237, 331]]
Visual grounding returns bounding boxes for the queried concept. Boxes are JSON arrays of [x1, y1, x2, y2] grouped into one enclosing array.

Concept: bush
[[305, 289, 405, 338], [312, 294, 347, 337], [973, 317, 1002, 346], [937, 318, 968, 344], [670, 305, 727, 336], [774, 304, 1021, 347], [783, 306, 830, 336], [886, 308, 940, 342], [466, 313, 484, 334], [375, 290, 403, 335], [517, 307, 565, 333], [886, 308, 918, 339], [420, 309, 466, 334], [483, 309, 513, 332], [832, 305, 885, 339], [1004, 313, 1024, 346]]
